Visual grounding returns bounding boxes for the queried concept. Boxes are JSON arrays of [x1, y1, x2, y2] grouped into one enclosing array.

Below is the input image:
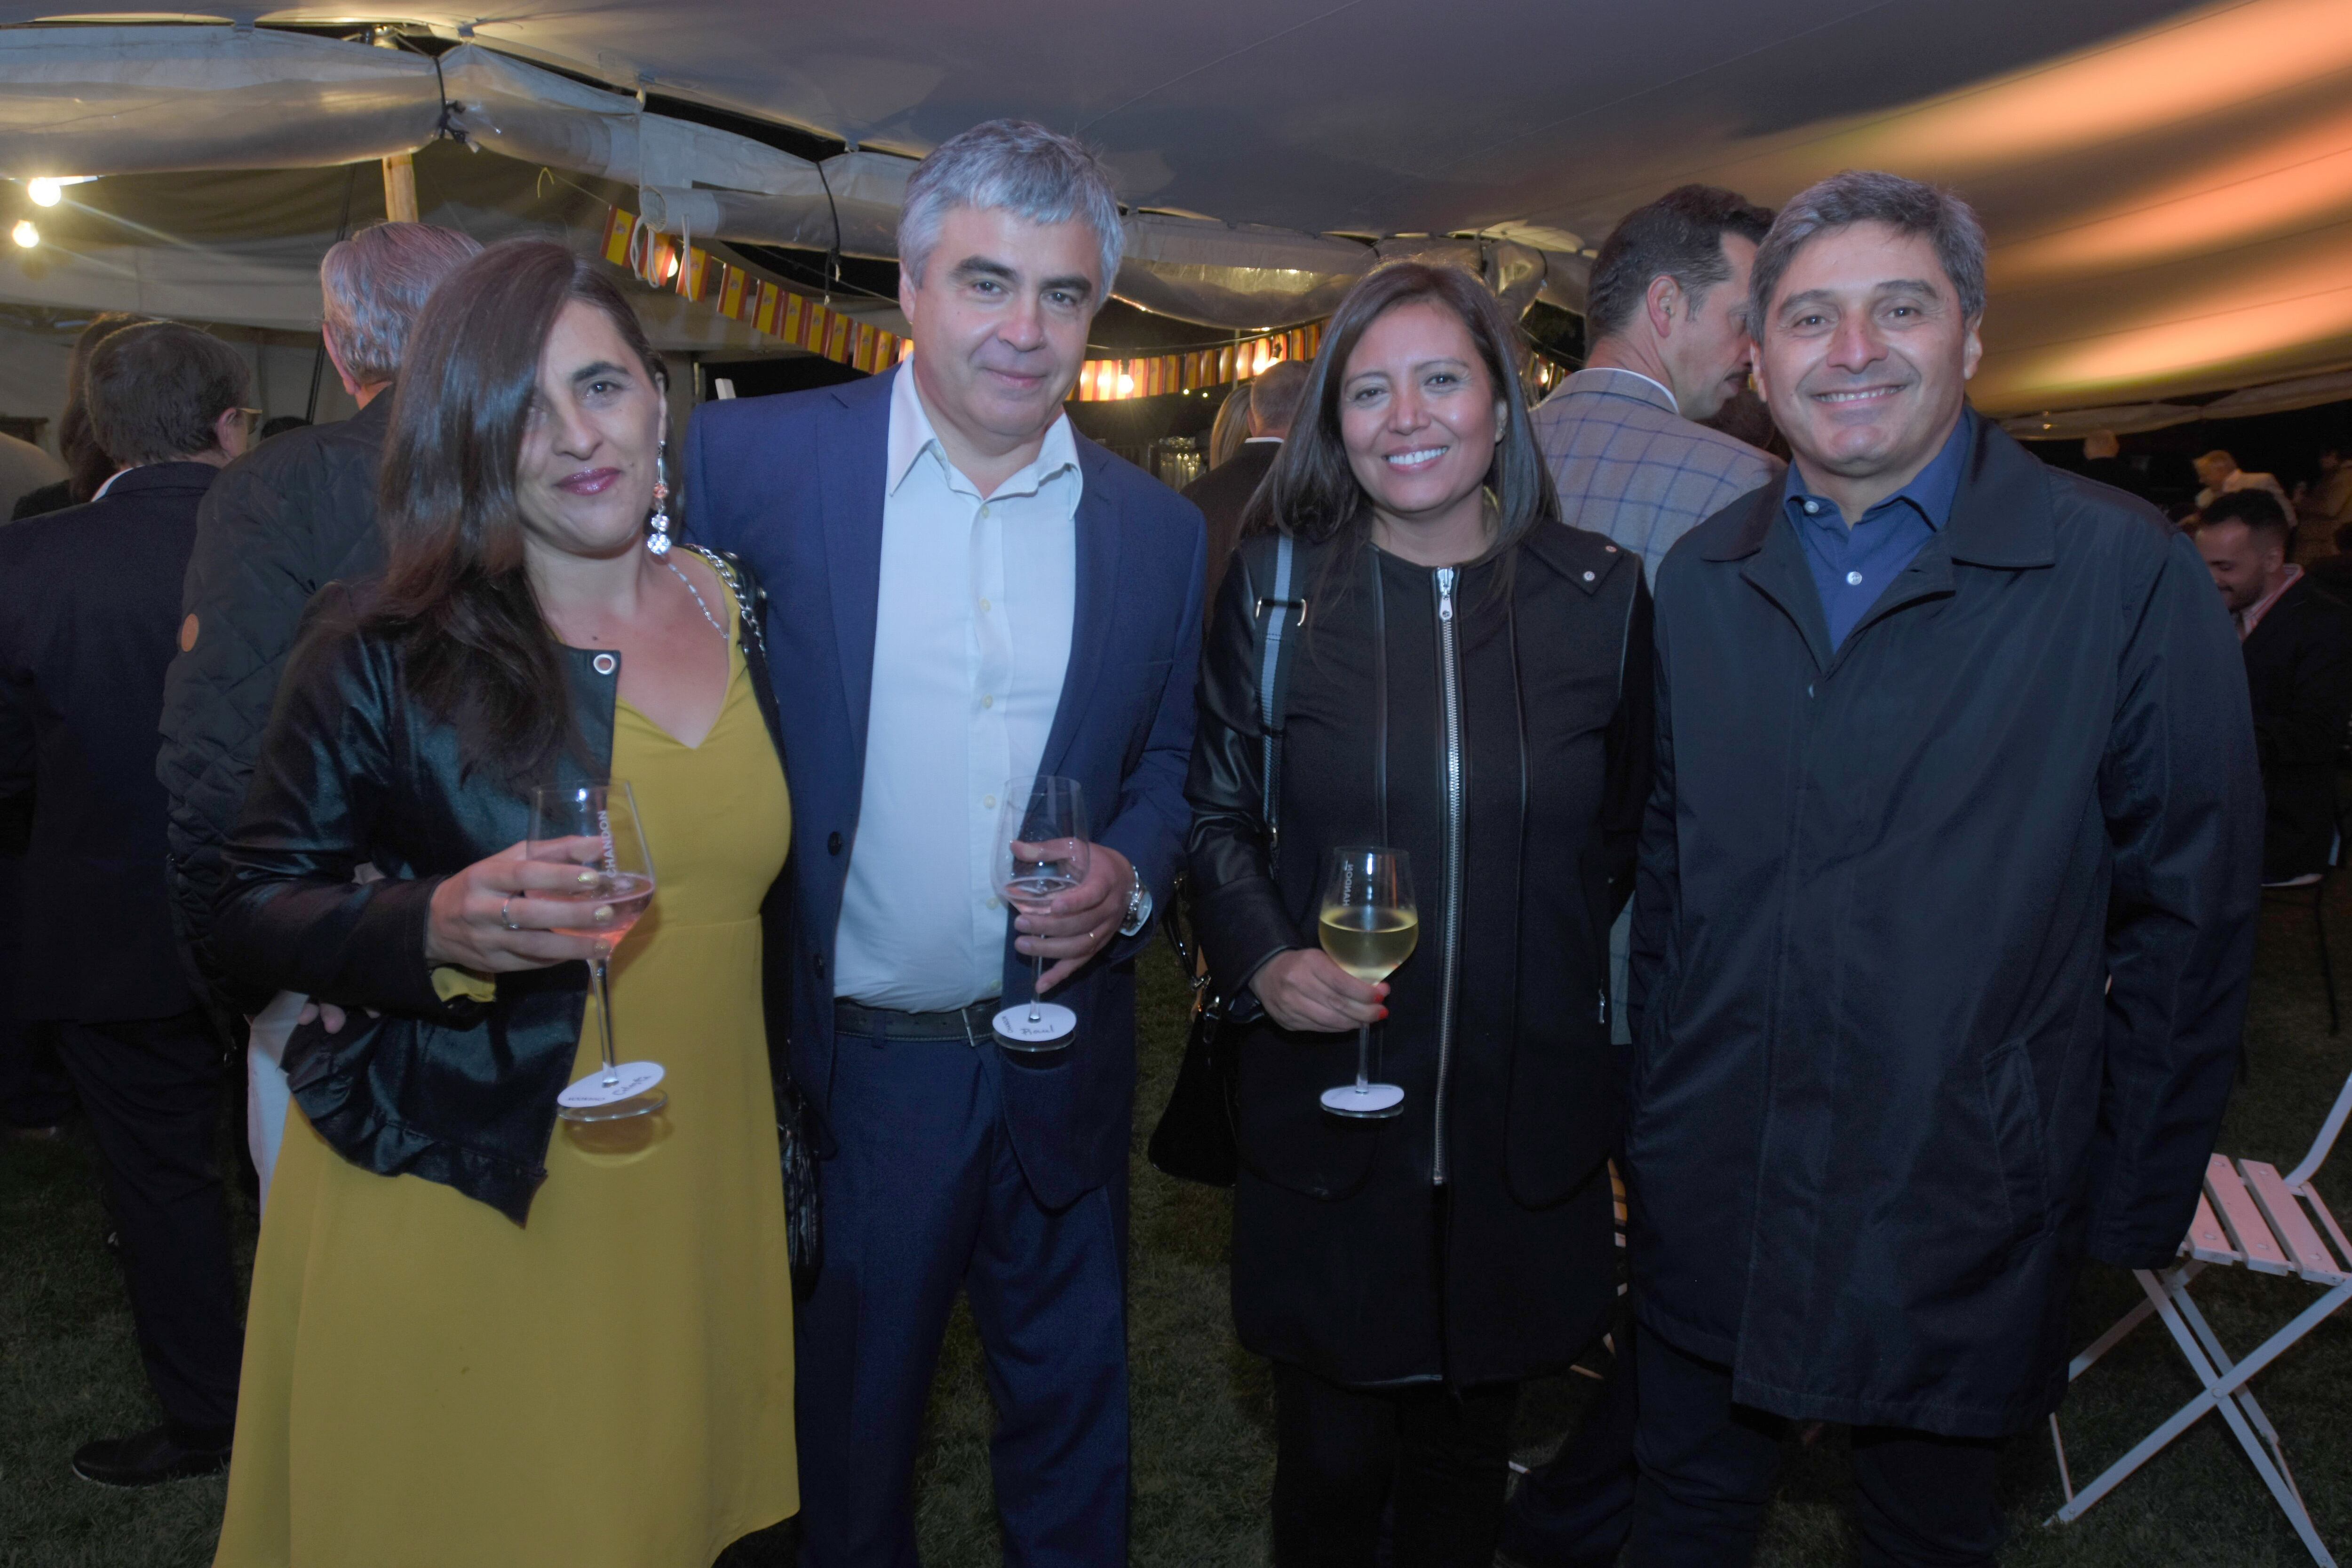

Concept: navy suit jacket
[[685, 366, 1205, 1208]]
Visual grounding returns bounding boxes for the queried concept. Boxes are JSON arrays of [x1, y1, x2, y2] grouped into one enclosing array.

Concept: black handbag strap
[[1253, 533, 1305, 868]]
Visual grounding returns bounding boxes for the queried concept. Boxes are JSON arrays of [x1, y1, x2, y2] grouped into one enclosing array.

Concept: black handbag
[[1147, 535, 1305, 1187]]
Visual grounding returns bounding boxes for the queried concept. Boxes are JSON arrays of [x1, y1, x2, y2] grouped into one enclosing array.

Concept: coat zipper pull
[[1437, 567, 1456, 621]]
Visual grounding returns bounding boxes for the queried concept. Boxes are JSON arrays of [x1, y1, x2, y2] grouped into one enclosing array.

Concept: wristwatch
[[1118, 862, 1154, 937]]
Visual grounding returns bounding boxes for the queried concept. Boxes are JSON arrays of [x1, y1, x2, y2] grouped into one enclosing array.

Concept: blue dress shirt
[[1785, 411, 1972, 648]]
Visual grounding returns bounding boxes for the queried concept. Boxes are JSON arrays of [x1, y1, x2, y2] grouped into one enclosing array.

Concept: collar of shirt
[[1783, 407, 1972, 534], [2239, 562, 2304, 641], [888, 363, 1080, 501], [1242, 435, 1283, 445], [1557, 364, 1678, 417], [90, 466, 133, 501]]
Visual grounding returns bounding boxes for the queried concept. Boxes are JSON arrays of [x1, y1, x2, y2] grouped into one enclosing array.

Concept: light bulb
[[1116, 374, 1135, 397], [27, 178, 62, 207], [10, 220, 37, 249]]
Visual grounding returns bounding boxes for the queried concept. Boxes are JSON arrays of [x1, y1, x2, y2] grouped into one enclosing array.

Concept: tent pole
[[381, 154, 418, 223]]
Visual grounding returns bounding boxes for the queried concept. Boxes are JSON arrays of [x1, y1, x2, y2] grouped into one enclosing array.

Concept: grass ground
[[3, 891, 2347, 1567]]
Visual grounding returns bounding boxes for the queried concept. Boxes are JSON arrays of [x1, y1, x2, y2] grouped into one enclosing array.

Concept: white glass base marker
[[993, 1001, 1077, 1051], [1321, 1080, 1406, 1118], [557, 1060, 668, 1122]]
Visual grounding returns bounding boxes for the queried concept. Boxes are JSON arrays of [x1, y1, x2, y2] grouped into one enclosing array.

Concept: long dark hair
[[1242, 262, 1557, 597], [370, 238, 667, 788]]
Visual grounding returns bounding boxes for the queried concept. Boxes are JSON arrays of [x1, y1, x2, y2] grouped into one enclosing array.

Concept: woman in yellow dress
[[209, 238, 799, 1567]]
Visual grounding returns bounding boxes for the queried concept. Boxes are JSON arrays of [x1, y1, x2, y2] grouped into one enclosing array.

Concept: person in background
[[1183, 356, 1311, 618], [2194, 490, 2352, 884], [1626, 171, 2258, 1566], [1188, 261, 1652, 1568], [1209, 376, 1255, 469], [688, 119, 1201, 1566], [2297, 435, 2352, 533], [11, 310, 155, 520], [2079, 428, 2150, 500], [2194, 447, 2290, 515], [159, 221, 481, 1209], [2309, 519, 2352, 601], [210, 239, 800, 1567], [1505, 183, 1780, 1568], [0, 428, 65, 518], [0, 321, 252, 1487]]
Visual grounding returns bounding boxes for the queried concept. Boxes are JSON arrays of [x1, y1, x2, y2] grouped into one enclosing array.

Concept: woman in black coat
[[1186, 262, 1653, 1567]]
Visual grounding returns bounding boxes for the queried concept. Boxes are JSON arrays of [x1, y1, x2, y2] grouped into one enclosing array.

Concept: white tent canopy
[[6, 0, 2352, 415]]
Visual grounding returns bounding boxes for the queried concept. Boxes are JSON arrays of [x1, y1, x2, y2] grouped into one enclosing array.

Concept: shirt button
[[983, 794, 997, 810], [981, 694, 994, 709], [1803, 500, 1820, 514], [1845, 570, 1864, 586], [987, 897, 1003, 911], [977, 505, 991, 520], [979, 597, 992, 612]]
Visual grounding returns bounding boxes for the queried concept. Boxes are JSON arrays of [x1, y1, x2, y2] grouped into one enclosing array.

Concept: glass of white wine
[[992, 775, 1091, 1050], [1317, 845, 1417, 1119], [530, 781, 665, 1122]]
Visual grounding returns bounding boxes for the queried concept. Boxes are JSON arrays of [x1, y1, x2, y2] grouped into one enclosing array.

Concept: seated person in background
[[2195, 447, 2290, 515], [2195, 490, 2352, 883], [2308, 520, 2352, 602]]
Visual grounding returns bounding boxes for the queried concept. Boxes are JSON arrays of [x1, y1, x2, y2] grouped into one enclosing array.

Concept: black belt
[[834, 997, 999, 1043]]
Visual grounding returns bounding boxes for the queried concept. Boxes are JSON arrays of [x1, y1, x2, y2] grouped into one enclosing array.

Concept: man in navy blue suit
[[685, 120, 1204, 1566]]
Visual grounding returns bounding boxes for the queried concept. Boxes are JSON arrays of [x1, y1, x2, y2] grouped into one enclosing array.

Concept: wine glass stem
[[592, 955, 620, 1086], [1355, 1022, 1373, 1094], [1029, 951, 1045, 1023]]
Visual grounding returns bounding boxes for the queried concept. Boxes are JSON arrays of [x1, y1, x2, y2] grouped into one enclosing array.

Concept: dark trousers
[[1628, 1328, 2003, 1568], [1271, 1362, 1519, 1568], [794, 1027, 1128, 1568], [0, 853, 73, 1129], [1499, 1317, 1638, 1567], [55, 1011, 242, 1441]]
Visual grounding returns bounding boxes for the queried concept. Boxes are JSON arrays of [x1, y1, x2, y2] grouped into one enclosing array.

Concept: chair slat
[[2206, 1154, 2292, 1275], [2185, 1193, 2240, 1265], [2303, 1186, 2352, 1277], [2242, 1161, 2350, 1284]]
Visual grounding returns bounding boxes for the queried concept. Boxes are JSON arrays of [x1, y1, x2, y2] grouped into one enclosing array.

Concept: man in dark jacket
[[157, 221, 478, 1204], [1626, 172, 2261, 1565], [1180, 356, 1308, 621], [2193, 490, 2352, 882], [0, 321, 256, 1486]]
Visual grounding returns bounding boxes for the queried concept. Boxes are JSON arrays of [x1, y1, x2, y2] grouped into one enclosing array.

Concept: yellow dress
[[215, 585, 798, 1568]]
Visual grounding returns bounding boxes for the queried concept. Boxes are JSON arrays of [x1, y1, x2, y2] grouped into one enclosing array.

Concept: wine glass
[[1317, 845, 1417, 1119], [992, 776, 1091, 1051], [530, 781, 665, 1122]]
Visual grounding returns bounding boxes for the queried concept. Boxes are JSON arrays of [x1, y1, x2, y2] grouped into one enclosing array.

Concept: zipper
[[1432, 566, 1466, 1186]]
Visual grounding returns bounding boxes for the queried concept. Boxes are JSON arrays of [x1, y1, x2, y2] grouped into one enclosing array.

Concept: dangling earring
[[646, 449, 672, 557]]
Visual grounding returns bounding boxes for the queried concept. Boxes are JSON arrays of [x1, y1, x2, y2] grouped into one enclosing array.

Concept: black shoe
[[71, 1424, 231, 1488]]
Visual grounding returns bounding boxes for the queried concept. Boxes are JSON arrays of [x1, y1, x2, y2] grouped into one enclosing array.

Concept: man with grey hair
[[158, 220, 480, 1204], [1623, 170, 2257, 1563], [688, 119, 1202, 1565]]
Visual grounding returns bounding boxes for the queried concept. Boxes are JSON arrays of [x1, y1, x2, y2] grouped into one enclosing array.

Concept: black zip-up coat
[[213, 557, 792, 1222], [161, 394, 392, 1013], [1188, 525, 1652, 1388], [1628, 417, 2262, 1437]]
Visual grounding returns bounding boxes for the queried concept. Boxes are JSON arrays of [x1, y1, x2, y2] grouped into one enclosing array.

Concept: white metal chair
[[2047, 1065, 2352, 1564]]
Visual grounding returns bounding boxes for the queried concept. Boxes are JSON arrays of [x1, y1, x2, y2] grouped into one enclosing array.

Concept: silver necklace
[[662, 554, 728, 637]]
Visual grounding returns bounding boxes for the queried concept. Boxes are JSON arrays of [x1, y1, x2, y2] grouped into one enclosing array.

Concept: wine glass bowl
[[1318, 846, 1415, 1119], [531, 782, 666, 1122], [993, 777, 1090, 1050]]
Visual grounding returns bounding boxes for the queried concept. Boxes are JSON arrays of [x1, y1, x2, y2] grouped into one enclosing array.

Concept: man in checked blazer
[[1504, 183, 1783, 1568]]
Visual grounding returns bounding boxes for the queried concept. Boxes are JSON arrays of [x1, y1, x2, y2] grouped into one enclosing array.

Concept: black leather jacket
[[215, 552, 791, 1221]]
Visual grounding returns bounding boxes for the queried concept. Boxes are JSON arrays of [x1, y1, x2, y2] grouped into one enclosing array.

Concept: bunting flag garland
[[597, 203, 1322, 396]]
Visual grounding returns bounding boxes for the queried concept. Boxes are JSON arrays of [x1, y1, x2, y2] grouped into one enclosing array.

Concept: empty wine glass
[[530, 781, 665, 1122], [1317, 845, 1416, 1118], [992, 776, 1090, 1051]]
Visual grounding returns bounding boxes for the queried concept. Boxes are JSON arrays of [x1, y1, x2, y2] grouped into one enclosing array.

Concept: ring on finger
[[500, 895, 524, 932]]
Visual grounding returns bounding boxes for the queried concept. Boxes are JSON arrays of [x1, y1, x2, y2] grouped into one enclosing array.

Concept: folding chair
[[2262, 854, 2339, 1037], [2046, 1066, 2352, 1564]]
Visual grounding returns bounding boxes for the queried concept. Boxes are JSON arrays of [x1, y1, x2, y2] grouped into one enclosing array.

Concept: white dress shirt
[[834, 368, 1081, 1012]]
